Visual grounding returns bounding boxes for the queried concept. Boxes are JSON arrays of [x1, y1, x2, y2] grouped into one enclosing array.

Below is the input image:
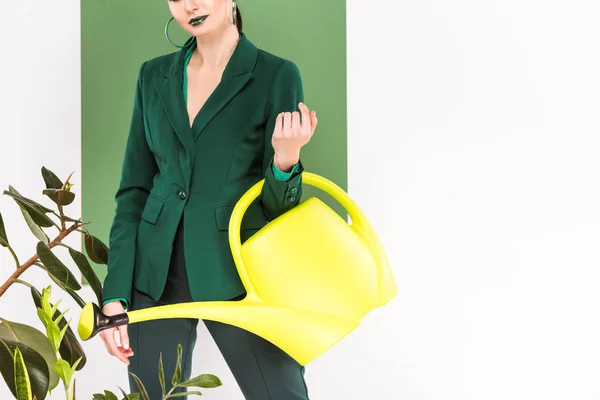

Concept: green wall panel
[[82, 0, 347, 280]]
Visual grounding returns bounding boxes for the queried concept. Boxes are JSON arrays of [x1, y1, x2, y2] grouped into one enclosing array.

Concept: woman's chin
[[185, 23, 213, 37]]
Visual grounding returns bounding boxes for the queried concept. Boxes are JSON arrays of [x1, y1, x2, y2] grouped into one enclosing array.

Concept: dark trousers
[[127, 219, 310, 399]]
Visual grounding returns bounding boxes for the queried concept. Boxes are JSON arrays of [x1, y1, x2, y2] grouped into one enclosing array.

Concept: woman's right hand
[[99, 301, 133, 364]]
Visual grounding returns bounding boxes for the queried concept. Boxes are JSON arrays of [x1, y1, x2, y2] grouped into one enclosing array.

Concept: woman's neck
[[189, 26, 240, 71]]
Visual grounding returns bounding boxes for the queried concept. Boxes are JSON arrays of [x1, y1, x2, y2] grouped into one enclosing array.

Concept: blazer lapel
[[154, 73, 195, 148], [153, 40, 196, 159], [191, 32, 258, 141], [150, 32, 258, 186]]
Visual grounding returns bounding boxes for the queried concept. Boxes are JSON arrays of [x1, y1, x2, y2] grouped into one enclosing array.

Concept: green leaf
[[14, 347, 33, 400], [54, 359, 72, 386], [42, 313, 62, 352], [44, 270, 87, 308], [58, 318, 71, 345], [6, 186, 54, 213], [118, 387, 140, 400], [167, 391, 203, 397], [52, 305, 67, 325], [65, 287, 87, 309], [35, 308, 50, 327], [0, 211, 8, 247], [171, 344, 183, 387], [36, 242, 81, 291], [128, 372, 150, 400], [179, 374, 222, 388], [20, 200, 54, 228], [102, 390, 119, 400], [30, 286, 87, 370], [41, 167, 63, 189], [62, 215, 81, 223], [158, 352, 166, 397], [0, 320, 59, 391], [42, 189, 75, 207], [84, 233, 109, 265], [57, 190, 75, 206], [117, 386, 129, 399], [70, 357, 82, 375], [37, 287, 81, 362], [39, 287, 53, 316], [18, 205, 49, 244], [68, 247, 103, 304], [0, 338, 49, 400], [41, 189, 58, 205], [3, 188, 54, 227]]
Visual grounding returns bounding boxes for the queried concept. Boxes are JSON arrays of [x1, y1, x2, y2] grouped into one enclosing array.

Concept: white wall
[[0, 1, 106, 399], [317, 0, 600, 399]]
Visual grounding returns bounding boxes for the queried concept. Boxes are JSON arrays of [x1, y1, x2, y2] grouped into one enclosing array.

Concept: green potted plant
[[0, 167, 222, 399]]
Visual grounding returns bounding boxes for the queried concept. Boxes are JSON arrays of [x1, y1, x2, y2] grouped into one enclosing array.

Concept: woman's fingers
[[310, 110, 318, 134], [291, 111, 301, 135], [100, 328, 132, 364], [283, 112, 292, 137], [118, 325, 130, 350], [298, 103, 311, 133]]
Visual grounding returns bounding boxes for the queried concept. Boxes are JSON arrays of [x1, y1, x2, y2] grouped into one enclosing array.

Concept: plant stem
[[58, 205, 66, 231], [13, 279, 31, 288], [55, 349, 75, 400], [165, 385, 177, 399], [6, 244, 20, 269], [66, 381, 74, 400], [0, 222, 81, 297], [59, 173, 74, 234]]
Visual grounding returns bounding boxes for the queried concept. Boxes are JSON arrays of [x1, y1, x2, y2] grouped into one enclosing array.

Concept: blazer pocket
[[141, 194, 165, 225], [214, 202, 267, 231]]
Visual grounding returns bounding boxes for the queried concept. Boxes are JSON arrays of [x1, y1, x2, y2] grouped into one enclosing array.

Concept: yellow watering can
[[78, 172, 397, 366]]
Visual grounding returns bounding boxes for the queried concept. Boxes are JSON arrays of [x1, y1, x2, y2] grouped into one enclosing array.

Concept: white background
[[318, 0, 600, 399], [2, 0, 600, 399]]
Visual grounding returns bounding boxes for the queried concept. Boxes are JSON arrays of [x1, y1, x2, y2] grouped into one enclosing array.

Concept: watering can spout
[[78, 172, 397, 366], [78, 299, 361, 366]]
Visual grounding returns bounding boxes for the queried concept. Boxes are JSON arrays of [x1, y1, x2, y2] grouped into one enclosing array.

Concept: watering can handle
[[228, 172, 391, 304]]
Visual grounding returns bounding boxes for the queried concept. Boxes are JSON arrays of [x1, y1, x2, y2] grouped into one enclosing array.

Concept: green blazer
[[101, 31, 305, 308]]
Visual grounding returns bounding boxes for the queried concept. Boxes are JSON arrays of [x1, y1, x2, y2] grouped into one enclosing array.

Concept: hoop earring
[[232, 0, 237, 25], [165, 17, 185, 48]]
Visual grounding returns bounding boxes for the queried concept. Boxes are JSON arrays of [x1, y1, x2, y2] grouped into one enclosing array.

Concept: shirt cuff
[[272, 162, 300, 182], [102, 297, 129, 310]]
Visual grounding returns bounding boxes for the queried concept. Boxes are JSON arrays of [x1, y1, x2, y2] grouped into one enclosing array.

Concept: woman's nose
[[183, 0, 199, 12]]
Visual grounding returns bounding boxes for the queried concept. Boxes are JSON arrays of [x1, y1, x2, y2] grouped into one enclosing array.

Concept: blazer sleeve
[[101, 61, 157, 308], [260, 60, 305, 221]]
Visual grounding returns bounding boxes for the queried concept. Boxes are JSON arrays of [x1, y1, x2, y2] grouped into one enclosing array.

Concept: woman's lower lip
[[189, 15, 208, 26]]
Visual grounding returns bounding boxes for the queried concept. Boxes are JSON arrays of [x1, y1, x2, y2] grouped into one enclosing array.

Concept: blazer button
[[287, 196, 296, 202], [178, 190, 187, 200], [289, 187, 297, 194]]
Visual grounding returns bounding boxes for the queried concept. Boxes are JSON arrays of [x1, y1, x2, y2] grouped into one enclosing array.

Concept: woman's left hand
[[272, 102, 318, 171]]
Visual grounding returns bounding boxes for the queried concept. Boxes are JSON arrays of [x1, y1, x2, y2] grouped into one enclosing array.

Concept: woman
[[98, 1, 317, 399]]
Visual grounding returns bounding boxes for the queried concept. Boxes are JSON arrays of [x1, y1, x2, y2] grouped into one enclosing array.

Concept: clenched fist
[[272, 102, 318, 172]]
